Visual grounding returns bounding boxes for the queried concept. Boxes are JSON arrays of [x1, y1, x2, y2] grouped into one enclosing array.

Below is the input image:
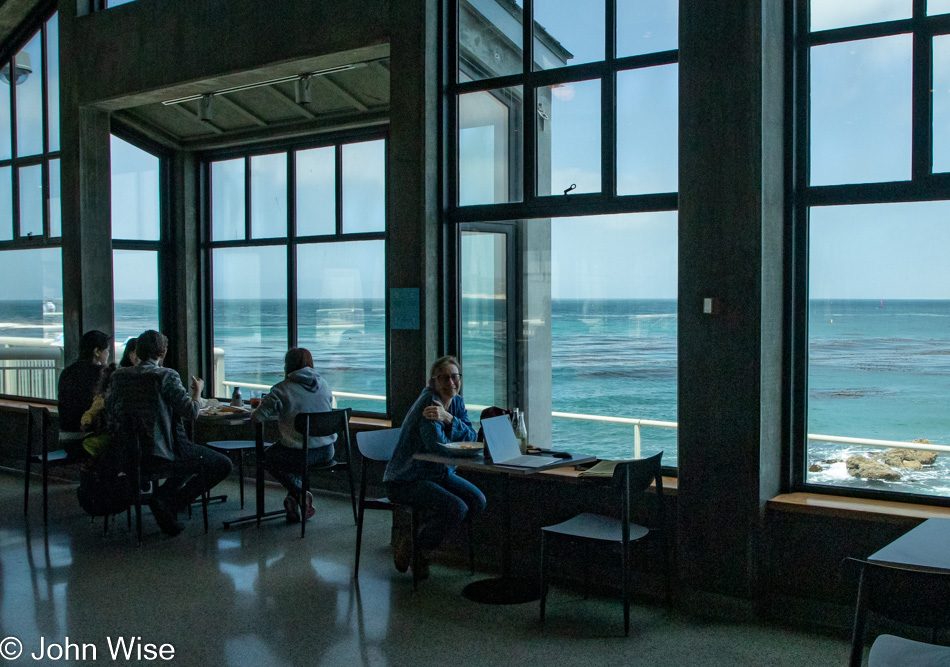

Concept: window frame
[[790, 1, 950, 504], [199, 128, 390, 418], [444, 0, 680, 470]]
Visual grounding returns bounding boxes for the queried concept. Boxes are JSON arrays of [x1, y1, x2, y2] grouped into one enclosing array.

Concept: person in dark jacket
[[251, 347, 336, 523], [57, 330, 111, 456], [383, 355, 486, 577]]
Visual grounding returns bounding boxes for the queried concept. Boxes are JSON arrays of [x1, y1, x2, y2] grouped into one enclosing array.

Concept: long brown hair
[[284, 348, 314, 375]]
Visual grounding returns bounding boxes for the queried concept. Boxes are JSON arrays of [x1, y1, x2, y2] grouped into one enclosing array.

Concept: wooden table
[[414, 450, 596, 604]]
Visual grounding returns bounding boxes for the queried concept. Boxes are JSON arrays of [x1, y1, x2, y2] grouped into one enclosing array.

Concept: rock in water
[[846, 455, 901, 481], [808, 463, 823, 472], [879, 444, 937, 468]]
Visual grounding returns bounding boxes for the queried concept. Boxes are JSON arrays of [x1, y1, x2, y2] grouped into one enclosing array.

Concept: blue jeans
[[386, 470, 486, 552], [264, 442, 335, 494]]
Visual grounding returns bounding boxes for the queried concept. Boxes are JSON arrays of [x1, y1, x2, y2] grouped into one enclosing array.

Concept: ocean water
[[3, 297, 949, 496]]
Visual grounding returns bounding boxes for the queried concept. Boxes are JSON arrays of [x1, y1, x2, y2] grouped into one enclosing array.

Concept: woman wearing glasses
[[384, 355, 486, 579]]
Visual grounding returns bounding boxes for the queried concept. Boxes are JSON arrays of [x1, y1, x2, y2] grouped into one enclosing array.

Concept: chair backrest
[[356, 428, 402, 462], [27, 405, 52, 454], [612, 451, 664, 524], [293, 408, 352, 461], [846, 557, 950, 628]]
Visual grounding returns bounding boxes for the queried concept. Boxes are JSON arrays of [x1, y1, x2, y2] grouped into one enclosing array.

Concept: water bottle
[[515, 410, 528, 454], [230, 386, 243, 407]]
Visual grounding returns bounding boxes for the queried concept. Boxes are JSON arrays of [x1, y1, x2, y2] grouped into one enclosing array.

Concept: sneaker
[[392, 521, 412, 573], [303, 491, 316, 521], [148, 498, 184, 537], [283, 494, 301, 523]]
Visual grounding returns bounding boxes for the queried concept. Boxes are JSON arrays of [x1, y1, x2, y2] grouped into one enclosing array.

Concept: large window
[[798, 3, 950, 499], [206, 136, 387, 414], [111, 135, 160, 355], [448, 1, 679, 460], [0, 13, 62, 399]]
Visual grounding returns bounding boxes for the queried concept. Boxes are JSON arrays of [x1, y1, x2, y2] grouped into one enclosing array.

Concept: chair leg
[[23, 454, 31, 518], [346, 463, 358, 525], [850, 567, 869, 667], [540, 533, 548, 623], [661, 531, 673, 608], [411, 508, 419, 591], [201, 459, 209, 534], [42, 451, 49, 526], [238, 450, 245, 510], [622, 541, 630, 637], [354, 504, 365, 579], [103, 514, 109, 536]]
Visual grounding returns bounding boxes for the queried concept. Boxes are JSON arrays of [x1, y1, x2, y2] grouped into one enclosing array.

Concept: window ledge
[[768, 492, 950, 522]]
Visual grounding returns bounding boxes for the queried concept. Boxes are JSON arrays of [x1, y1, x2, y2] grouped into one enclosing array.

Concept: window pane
[[617, 64, 678, 195], [18, 164, 42, 238], [342, 140, 385, 233], [934, 36, 950, 173], [459, 0, 523, 81], [295, 146, 335, 236], [48, 158, 60, 237], [211, 158, 245, 241], [250, 152, 287, 239], [810, 36, 912, 186], [807, 202, 950, 499], [113, 249, 158, 344], [296, 241, 386, 413], [0, 247, 63, 399], [537, 78, 601, 196], [107, 0, 140, 6], [533, 0, 604, 70], [111, 135, 160, 241], [213, 246, 287, 399], [521, 213, 678, 461], [0, 66, 10, 160], [810, 0, 910, 31], [617, 0, 678, 57], [46, 14, 59, 153], [461, 230, 508, 412], [15, 31, 43, 158], [930, 0, 950, 15], [459, 86, 523, 206], [0, 166, 11, 241]]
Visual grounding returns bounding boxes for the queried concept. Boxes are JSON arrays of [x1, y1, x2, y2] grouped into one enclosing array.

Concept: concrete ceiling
[[0, 0, 41, 48], [113, 51, 391, 151]]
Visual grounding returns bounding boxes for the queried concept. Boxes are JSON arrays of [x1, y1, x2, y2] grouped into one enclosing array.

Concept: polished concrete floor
[[2, 470, 850, 666]]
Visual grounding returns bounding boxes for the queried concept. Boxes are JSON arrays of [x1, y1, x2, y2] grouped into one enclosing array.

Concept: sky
[[2, 1, 950, 306]]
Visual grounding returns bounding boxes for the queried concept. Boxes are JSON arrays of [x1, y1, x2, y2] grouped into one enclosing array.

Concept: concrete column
[[676, 0, 785, 602], [387, 0, 440, 422]]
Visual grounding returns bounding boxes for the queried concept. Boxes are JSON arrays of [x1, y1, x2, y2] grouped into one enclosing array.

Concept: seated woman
[[251, 348, 336, 523], [383, 355, 486, 578], [57, 330, 111, 457], [119, 337, 138, 368]]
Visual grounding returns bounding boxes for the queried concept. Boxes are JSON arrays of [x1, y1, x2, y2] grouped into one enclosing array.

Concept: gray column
[[676, 0, 785, 601], [387, 0, 440, 423]]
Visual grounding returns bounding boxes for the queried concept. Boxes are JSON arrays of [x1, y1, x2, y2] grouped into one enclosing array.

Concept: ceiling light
[[295, 75, 313, 105], [0, 51, 32, 85], [197, 94, 214, 122]]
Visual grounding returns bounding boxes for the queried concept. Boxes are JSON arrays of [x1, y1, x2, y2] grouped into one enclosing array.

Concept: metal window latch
[[563, 183, 576, 195], [537, 102, 548, 130]]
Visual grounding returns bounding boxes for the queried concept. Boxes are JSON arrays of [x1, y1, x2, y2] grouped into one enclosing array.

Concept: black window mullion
[[335, 144, 344, 235], [10, 48, 18, 241], [40, 22, 49, 238], [244, 156, 251, 240], [287, 150, 297, 349], [912, 0, 932, 180], [602, 0, 617, 197], [523, 0, 536, 203]]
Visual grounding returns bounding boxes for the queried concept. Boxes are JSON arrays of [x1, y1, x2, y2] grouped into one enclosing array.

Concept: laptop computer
[[480, 415, 563, 468]]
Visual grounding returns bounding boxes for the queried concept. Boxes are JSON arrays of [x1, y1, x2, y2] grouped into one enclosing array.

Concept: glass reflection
[[296, 240, 386, 413], [342, 140, 385, 234], [537, 78, 601, 196], [296, 146, 335, 237], [0, 66, 10, 160], [212, 246, 287, 398], [15, 32, 43, 158], [934, 36, 950, 173], [111, 135, 160, 241], [617, 64, 678, 195], [810, 0, 910, 31], [617, 0, 678, 57], [810, 35, 912, 186], [212, 158, 245, 241], [533, 0, 604, 70], [251, 152, 287, 239], [459, 0, 523, 81], [46, 14, 59, 153], [113, 249, 159, 342], [0, 166, 11, 241], [18, 164, 42, 238], [459, 86, 522, 206], [48, 158, 60, 237]]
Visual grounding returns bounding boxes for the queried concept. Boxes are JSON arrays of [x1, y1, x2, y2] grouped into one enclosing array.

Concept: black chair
[[354, 428, 475, 590], [846, 557, 950, 667], [291, 408, 357, 538], [539, 451, 670, 636], [23, 405, 88, 525]]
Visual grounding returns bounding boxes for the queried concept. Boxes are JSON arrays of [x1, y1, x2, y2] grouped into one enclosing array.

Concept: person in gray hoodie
[[251, 347, 336, 523]]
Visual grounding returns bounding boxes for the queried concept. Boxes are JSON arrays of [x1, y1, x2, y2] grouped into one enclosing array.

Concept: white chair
[[868, 634, 950, 667]]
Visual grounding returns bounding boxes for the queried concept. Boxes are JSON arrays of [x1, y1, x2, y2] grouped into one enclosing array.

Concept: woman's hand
[[422, 399, 454, 426]]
